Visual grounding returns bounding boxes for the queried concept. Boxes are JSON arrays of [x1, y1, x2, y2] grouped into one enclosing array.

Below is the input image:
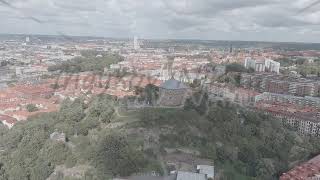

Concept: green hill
[[0, 94, 319, 180]]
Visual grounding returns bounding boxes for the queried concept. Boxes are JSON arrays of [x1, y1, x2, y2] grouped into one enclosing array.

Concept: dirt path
[[115, 107, 128, 118]]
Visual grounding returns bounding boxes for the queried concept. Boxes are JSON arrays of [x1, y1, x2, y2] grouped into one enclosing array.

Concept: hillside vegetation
[[0, 94, 319, 180], [48, 51, 123, 73]]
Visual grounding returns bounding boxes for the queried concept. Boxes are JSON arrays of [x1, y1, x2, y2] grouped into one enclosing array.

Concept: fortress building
[[158, 78, 188, 107]]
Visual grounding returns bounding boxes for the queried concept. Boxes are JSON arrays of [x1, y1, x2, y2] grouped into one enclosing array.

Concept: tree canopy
[[48, 51, 123, 73], [0, 93, 319, 179]]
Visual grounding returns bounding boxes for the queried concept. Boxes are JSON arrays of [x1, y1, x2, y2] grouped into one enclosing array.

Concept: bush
[[93, 132, 148, 177], [26, 104, 39, 112], [225, 63, 248, 73], [48, 51, 123, 73]]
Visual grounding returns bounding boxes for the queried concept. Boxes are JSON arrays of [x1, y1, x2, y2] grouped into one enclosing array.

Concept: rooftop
[[176, 171, 207, 180], [160, 78, 188, 90], [196, 165, 214, 179], [281, 154, 320, 180]]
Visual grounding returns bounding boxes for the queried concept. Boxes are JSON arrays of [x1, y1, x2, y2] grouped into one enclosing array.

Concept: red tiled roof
[[280, 154, 320, 180], [0, 115, 17, 124]]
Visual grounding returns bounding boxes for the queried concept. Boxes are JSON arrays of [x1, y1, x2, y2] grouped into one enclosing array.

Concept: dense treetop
[[0, 92, 319, 179], [48, 51, 123, 73]]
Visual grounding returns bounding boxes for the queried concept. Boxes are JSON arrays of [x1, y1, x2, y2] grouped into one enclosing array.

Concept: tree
[[94, 132, 147, 177], [50, 83, 60, 89], [226, 63, 248, 73], [29, 159, 54, 180], [40, 142, 71, 165], [48, 52, 123, 73], [26, 104, 39, 112], [144, 84, 159, 105]]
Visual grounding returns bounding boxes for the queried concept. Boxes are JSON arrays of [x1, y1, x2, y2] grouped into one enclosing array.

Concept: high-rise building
[[244, 57, 280, 74], [229, 44, 233, 54], [26, 36, 30, 43], [168, 47, 175, 53], [264, 58, 280, 74], [133, 36, 139, 50]]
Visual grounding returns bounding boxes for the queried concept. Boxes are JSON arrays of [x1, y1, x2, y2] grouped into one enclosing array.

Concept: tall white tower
[[133, 36, 139, 50], [26, 36, 30, 43]]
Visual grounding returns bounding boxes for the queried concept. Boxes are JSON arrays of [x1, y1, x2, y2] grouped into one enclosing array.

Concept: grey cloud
[[162, 0, 273, 17], [52, 0, 99, 12], [256, 16, 310, 28], [0, 0, 320, 42]]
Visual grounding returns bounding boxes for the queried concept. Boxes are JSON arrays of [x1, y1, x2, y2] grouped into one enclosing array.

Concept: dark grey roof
[[160, 79, 188, 90]]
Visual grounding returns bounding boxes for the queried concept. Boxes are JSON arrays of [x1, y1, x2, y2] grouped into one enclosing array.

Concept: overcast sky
[[1, 0, 320, 42]]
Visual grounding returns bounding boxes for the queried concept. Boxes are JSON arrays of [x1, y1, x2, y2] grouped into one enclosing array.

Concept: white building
[[197, 165, 214, 179], [244, 58, 280, 74], [0, 115, 17, 129], [50, 131, 66, 142], [265, 58, 280, 74], [176, 171, 207, 180], [134, 36, 140, 50]]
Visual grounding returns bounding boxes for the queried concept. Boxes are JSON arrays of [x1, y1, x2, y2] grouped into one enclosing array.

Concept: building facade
[[255, 92, 320, 109], [158, 78, 189, 107], [241, 73, 320, 97], [244, 58, 280, 74]]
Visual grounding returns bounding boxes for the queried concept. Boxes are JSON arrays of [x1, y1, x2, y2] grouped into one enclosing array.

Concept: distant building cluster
[[0, 81, 58, 125], [206, 72, 320, 137], [240, 70, 320, 137], [0, 72, 162, 128], [0, 35, 319, 137], [113, 54, 209, 84], [244, 57, 280, 74], [159, 56, 209, 83]]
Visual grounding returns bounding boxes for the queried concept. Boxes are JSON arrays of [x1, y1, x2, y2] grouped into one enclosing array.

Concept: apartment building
[[280, 112, 320, 136], [244, 58, 280, 74], [258, 107, 320, 136], [255, 92, 320, 109], [208, 84, 259, 106], [241, 73, 320, 97]]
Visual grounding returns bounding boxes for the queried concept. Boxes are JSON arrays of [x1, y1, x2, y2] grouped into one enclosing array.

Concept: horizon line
[[1, 32, 320, 45]]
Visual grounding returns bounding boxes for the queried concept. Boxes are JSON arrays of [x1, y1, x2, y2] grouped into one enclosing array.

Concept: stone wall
[[158, 88, 187, 107]]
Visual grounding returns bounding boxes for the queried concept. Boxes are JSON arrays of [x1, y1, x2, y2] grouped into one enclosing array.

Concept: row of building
[[205, 81, 320, 137], [207, 83, 259, 106], [254, 92, 320, 136], [255, 92, 320, 109], [241, 73, 320, 97]]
